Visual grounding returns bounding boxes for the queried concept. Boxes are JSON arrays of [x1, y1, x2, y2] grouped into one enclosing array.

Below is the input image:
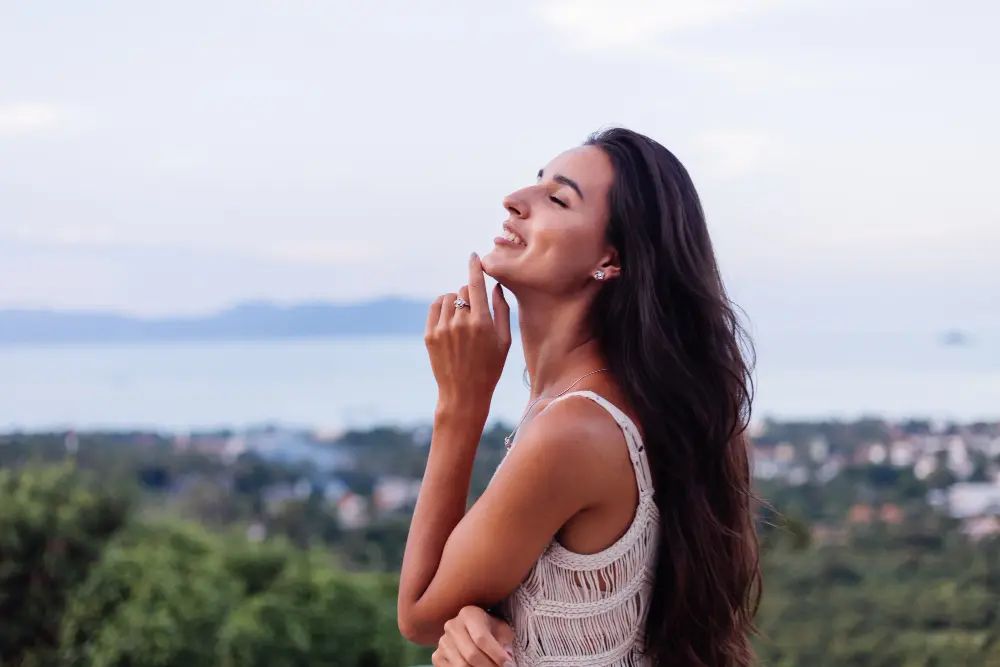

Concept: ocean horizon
[[2, 331, 998, 433]]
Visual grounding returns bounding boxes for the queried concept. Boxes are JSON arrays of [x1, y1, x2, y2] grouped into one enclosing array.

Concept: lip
[[501, 221, 527, 246]]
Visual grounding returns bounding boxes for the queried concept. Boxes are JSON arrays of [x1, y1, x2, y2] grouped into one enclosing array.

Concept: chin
[[482, 247, 528, 292], [481, 250, 508, 282]]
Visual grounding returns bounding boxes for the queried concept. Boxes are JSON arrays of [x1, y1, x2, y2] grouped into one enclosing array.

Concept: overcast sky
[[1, 0, 997, 332]]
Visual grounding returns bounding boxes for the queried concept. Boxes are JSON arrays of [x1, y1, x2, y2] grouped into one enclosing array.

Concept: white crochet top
[[496, 391, 659, 667]]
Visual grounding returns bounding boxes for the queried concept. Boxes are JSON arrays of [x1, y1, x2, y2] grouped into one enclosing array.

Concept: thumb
[[491, 283, 512, 346], [489, 614, 516, 648]]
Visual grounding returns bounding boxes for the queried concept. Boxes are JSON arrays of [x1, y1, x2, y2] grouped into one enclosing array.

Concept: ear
[[596, 248, 621, 281]]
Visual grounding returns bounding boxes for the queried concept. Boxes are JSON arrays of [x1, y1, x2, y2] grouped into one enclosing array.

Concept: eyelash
[[549, 196, 568, 208]]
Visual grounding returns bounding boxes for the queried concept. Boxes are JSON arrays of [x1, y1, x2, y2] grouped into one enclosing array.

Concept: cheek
[[529, 226, 598, 276], [484, 215, 605, 290]]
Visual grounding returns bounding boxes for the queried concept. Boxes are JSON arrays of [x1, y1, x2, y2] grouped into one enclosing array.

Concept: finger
[[456, 286, 471, 318], [468, 253, 490, 314], [438, 292, 458, 329], [427, 296, 444, 336], [467, 619, 512, 666], [491, 284, 512, 347], [451, 625, 496, 667], [488, 616, 516, 657], [439, 643, 468, 667], [432, 647, 453, 666]]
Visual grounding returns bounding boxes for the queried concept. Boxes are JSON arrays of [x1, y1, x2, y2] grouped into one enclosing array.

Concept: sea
[[2, 331, 998, 433]]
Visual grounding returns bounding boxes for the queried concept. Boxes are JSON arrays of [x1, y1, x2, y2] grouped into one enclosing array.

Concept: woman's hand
[[426, 253, 512, 422], [431, 606, 516, 667]]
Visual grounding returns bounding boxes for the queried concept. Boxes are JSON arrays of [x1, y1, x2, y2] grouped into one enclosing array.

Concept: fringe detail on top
[[498, 391, 660, 667]]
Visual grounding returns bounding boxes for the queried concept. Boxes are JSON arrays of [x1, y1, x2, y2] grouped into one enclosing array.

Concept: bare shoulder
[[500, 393, 630, 494]]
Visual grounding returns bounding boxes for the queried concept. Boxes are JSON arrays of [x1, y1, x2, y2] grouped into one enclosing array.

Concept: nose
[[503, 188, 530, 219]]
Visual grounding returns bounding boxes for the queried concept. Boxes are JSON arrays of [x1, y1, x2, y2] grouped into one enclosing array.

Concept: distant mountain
[[0, 298, 433, 345]]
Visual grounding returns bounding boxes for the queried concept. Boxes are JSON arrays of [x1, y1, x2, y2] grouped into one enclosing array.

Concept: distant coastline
[[3, 300, 989, 348], [0, 298, 434, 345]]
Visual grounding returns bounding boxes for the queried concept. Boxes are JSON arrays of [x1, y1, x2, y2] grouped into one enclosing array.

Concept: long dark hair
[[585, 127, 760, 667]]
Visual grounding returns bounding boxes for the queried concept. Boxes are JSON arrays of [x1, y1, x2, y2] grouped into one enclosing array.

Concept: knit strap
[[544, 390, 653, 492]]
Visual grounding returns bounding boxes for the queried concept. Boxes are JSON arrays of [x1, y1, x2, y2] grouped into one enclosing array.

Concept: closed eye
[[549, 195, 568, 208]]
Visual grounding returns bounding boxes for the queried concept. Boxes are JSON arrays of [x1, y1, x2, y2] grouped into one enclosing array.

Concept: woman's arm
[[397, 410, 485, 639], [398, 254, 601, 644], [397, 401, 599, 645]]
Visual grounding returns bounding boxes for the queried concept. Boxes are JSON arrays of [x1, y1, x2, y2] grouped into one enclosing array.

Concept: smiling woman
[[398, 127, 760, 667]]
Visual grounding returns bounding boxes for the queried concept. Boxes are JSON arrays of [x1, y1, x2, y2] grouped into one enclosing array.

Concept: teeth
[[503, 230, 525, 245]]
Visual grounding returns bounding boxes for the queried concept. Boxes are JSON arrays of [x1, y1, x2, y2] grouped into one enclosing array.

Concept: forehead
[[542, 145, 614, 200]]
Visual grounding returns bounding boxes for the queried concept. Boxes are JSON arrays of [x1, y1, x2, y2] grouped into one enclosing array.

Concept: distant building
[[962, 516, 1000, 542], [847, 503, 903, 525], [189, 435, 227, 455], [866, 443, 888, 465], [752, 446, 792, 481], [809, 437, 830, 463], [373, 477, 422, 513], [880, 504, 904, 524], [815, 458, 842, 484], [848, 504, 875, 524], [241, 430, 356, 471], [321, 479, 350, 504], [775, 444, 796, 463], [945, 483, 1000, 519], [914, 455, 937, 480], [337, 493, 369, 529], [889, 440, 916, 468]]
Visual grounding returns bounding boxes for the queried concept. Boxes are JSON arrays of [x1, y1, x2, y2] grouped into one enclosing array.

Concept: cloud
[[695, 130, 792, 178], [532, 0, 801, 54], [9, 224, 377, 266], [257, 241, 381, 265], [0, 104, 65, 134]]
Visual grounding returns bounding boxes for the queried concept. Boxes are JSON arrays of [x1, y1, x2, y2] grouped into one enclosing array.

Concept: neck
[[514, 290, 606, 399]]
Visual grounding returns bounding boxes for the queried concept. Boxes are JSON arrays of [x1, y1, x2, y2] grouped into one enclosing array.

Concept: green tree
[[59, 521, 240, 667], [0, 462, 130, 666], [216, 552, 408, 667]]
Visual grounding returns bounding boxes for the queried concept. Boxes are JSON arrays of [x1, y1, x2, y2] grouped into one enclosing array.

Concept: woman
[[397, 127, 760, 667]]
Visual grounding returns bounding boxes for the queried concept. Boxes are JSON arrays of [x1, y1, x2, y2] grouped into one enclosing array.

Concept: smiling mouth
[[501, 226, 526, 246]]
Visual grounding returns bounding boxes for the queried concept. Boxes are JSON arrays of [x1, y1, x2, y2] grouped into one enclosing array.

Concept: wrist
[[434, 398, 489, 432]]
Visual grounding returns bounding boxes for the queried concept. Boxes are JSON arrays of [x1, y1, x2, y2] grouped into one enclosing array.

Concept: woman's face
[[482, 145, 618, 295]]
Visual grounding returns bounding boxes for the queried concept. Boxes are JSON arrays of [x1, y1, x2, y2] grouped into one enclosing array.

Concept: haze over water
[[3, 329, 997, 433]]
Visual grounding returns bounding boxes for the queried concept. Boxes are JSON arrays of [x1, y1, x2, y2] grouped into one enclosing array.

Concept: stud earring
[[594, 270, 605, 281]]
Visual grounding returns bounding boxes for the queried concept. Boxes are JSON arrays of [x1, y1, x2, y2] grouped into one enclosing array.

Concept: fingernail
[[471, 252, 479, 260]]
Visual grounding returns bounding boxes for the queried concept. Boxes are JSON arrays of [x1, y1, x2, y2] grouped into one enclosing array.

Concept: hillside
[[0, 298, 431, 345]]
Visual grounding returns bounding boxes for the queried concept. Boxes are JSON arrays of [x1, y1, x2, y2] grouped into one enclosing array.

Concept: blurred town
[[51, 416, 1000, 542], [4, 413, 1000, 665]]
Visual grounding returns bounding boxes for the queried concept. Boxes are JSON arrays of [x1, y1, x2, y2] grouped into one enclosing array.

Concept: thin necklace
[[504, 368, 608, 450]]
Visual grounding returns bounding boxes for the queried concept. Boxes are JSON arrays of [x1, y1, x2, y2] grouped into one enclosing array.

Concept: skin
[[398, 146, 644, 666]]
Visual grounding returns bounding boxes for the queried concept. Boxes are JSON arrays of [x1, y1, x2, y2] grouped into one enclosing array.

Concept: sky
[[1, 0, 997, 333]]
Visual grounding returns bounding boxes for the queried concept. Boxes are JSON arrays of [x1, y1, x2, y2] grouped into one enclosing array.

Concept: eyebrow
[[537, 168, 584, 201]]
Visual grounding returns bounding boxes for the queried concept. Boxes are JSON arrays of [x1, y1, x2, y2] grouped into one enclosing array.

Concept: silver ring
[[453, 297, 469, 309]]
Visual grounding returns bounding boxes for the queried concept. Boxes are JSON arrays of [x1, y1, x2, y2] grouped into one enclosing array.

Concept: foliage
[[756, 535, 1000, 666], [0, 462, 421, 666], [0, 462, 131, 666], [3, 419, 1000, 666], [58, 521, 241, 667]]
